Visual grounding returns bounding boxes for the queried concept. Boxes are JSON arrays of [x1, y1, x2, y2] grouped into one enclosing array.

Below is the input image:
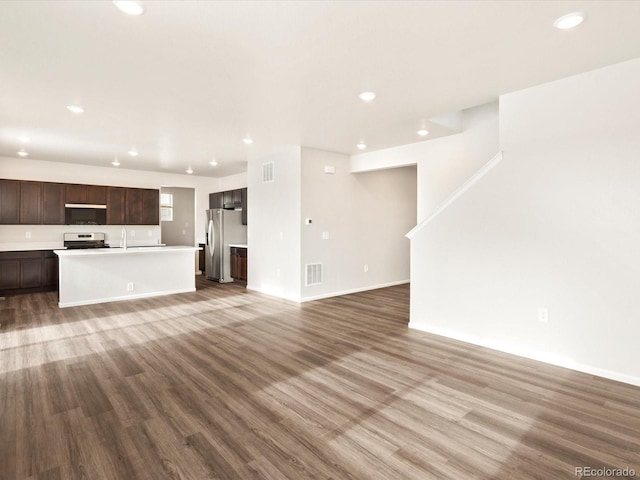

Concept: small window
[[160, 193, 173, 222]]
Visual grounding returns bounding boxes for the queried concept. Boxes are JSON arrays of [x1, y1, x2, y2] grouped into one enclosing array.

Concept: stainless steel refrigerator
[[205, 209, 247, 282]]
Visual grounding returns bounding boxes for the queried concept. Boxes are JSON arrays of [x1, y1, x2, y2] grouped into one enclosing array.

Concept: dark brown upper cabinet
[[124, 188, 159, 226], [223, 189, 242, 207], [125, 188, 144, 225], [209, 192, 223, 209], [66, 184, 107, 204], [0, 179, 20, 224], [65, 184, 86, 204], [87, 185, 107, 204], [142, 189, 159, 225], [42, 182, 65, 225], [1, 179, 158, 226], [209, 188, 247, 225], [107, 187, 126, 225], [19, 181, 42, 224], [241, 187, 247, 225]]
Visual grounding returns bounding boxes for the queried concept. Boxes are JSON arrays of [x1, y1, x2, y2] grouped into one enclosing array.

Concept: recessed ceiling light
[[17, 150, 29, 157], [417, 129, 429, 136], [242, 137, 253, 145], [554, 12, 585, 30], [18, 135, 30, 143], [356, 143, 367, 150], [209, 160, 218, 167], [66, 105, 85, 114], [359, 92, 376, 102], [112, 158, 120, 166], [186, 167, 193, 174], [113, 1, 145, 16], [128, 149, 139, 157]]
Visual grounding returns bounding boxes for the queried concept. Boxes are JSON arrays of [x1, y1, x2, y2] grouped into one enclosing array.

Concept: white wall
[[300, 148, 415, 301], [246, 146, 416, 302], [0, 156, 218, 245], [410, 57, 640, 386], [246, 147, 302, 301], [351, 102, 499, 223], [215, 172, 248, 192]]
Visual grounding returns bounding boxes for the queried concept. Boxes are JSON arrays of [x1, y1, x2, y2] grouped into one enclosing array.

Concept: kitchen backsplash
[[0, 225, 162, 247]]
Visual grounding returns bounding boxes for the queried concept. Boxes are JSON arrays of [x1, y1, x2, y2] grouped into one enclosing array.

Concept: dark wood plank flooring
[[0, 278, 639, 479]]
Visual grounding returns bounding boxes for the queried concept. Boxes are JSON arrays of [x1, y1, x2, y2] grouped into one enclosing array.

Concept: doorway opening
[[160, 187, 195, 247]]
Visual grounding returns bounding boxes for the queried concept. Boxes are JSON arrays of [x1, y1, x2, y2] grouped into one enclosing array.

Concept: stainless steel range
[[63, 232, 109, 249]]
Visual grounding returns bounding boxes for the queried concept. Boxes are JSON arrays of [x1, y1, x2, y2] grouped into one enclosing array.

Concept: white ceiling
[[1, 1, 640, 178]]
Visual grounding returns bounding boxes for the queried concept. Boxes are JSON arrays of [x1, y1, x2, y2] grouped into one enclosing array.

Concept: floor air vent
[[305, 263, 323, 286], [262, 162, 274, 183]]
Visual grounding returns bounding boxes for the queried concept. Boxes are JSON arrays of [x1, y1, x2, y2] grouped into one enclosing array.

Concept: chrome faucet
[[121, 228, 127, 250]]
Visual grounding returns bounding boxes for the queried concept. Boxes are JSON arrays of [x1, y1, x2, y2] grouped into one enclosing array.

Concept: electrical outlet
[[364, 264, 369, 272], [127, 283, 134, 291], [25, 231, 31, 239], [322, 231, 329, 240], [538, 307, 549, 323], [148, 230, 152, 237], [130, 230, 136, 237]]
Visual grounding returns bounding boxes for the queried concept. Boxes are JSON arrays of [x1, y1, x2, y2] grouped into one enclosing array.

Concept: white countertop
[[106, 242, 166, 248], [229, 244, 248, 248], [0, 242, 64, 252], [54, 245, 199, 256]]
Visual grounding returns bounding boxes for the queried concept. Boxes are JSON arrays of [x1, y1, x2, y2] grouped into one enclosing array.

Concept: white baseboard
[[300, 280, 410, 303], [409, 321, 640, 388], [58, 288, 196, 308], [247, 279, 410, 303]]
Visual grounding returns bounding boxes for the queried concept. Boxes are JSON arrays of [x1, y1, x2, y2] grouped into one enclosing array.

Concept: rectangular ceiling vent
[[262, 162, 274, 183], [305, 263, 323, 286]]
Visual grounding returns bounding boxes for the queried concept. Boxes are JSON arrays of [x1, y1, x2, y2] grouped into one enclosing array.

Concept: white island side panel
[[55, 247, 197, 307]]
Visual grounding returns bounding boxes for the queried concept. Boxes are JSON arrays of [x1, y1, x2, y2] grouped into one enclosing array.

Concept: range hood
[[65, 204, 107, 225], [65, 203, 107, 209], [223, 202, 242, 210]]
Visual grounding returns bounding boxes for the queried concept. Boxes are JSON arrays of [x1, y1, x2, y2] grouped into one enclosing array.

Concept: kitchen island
[[54, 246, 199, 308]]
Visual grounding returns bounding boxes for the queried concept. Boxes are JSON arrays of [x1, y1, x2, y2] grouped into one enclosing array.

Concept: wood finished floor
[[1, 278, 639, 480]]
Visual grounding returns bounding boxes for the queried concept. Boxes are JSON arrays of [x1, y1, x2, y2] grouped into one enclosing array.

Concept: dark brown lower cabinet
[[20, 258, 42, 288], [43, 251, 59, 287], [0, 260, 19, 290], [198, 243, 205, 274], [0, 250, 58, 295], [230, 247, 247, 282]]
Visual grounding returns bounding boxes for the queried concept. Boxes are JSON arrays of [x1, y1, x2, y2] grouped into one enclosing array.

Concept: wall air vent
[[262, 162, 274, 183], [305, 263, 323, 286]]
